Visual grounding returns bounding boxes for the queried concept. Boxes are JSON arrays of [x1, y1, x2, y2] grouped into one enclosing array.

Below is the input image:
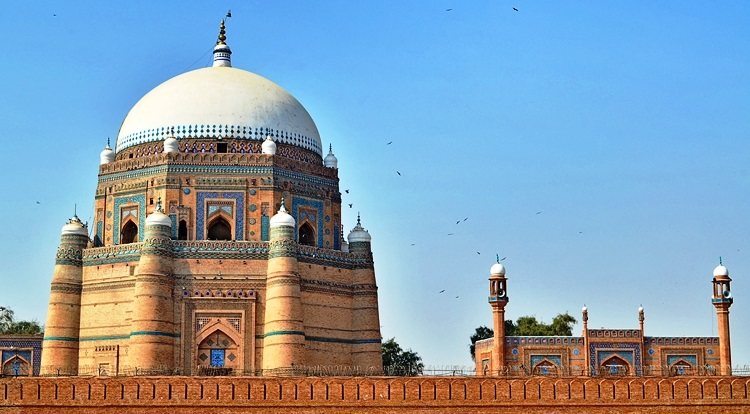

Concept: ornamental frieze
[[56, 246, 84, 266]]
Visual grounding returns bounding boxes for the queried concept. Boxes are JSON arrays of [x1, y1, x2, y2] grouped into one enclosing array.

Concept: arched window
[[120, 221, 138, 244], [207, 217, 231, 240], [178, 220, 188, 240], [298, 222, 315, 246], [532, 360, 559, 376]]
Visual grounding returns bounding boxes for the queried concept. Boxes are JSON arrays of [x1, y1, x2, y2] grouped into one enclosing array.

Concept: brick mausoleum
[[36, 20, 382, 377]]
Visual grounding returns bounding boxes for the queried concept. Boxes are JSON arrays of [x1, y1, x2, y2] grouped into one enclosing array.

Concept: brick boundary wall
[[1, 376, 749, 414]]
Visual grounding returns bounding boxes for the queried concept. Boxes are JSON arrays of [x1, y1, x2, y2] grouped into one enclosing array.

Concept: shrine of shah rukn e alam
[[39, 20, 382, 376], [31, 20, 736, 381]]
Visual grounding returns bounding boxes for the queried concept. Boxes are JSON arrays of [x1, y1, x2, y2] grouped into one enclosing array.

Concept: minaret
[[582, 305, 589, 376], [262, 198, 305, 374], [638, 305, 645, 376], [711, 262, 733, 375], [347, 214, 382, 373], [212, 19, 232, 67], [40, 214, 89, 375], [128, 199, 175, 371], [488, 257, 508, 376]]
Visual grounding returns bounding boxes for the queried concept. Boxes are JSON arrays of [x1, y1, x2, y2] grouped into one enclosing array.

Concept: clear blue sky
[[0, 1, 748, 369]]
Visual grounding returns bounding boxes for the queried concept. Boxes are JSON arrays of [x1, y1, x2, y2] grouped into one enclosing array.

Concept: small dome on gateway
[[490, 262, 505, 276], [270, 198, 295, 228]]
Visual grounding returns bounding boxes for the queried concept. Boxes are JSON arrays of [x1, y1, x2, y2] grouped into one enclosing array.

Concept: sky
[[0, 1, 748, 370]]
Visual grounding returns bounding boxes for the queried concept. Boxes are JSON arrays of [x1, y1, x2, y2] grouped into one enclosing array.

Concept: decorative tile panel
[[292, 197, 324, 247], [113, 194, 146, 244], [196, 192, 245, 241]]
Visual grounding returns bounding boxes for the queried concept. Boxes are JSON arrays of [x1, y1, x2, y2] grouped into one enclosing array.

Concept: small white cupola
[[163, 128, 179, 153], [145, 198, 172, 227], [347, 213, 372, 243], [99, 138, 115, 165], [262, 135, 277, 155], [324, 144, 338, 168], [61, 212, 89, 236], [270, 197, 295, 228]]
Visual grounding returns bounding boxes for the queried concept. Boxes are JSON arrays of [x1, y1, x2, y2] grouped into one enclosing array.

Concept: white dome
[[145, 210, 172, 227], [261, 136, 277, 155], [61, 216, 88, 236], [324, 144, 338, 168], [490, 263, 506, 276], [713, 265, 729, 277], [270, 202, 295, 228], [99, 145, 115, 165], [163, 136, 179, 153], [347, 215, 371, 243], [115, 67, 322, 156]]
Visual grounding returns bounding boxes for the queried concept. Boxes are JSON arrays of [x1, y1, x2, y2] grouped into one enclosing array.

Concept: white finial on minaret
[[212, 19, 232, 67]]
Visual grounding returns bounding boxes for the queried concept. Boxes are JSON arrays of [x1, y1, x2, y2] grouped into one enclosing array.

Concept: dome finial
[[156, 197, 164, 213], [212, 19, 232, 67], [279, 197, 288, 213], [719, 256, 723, 266], [357, 212, 361, 226], [106, 137, 111, 148], [329, 143, 333, 153], [217, 19, 227, 45]]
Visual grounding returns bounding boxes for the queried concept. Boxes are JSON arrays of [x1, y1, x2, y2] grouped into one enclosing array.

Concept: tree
[[469, 326, 493, 361], [0, 306, 43, 335], [470, 313, 577, 360], [382, 338, 424, 376], [0, 306, 14, 332]]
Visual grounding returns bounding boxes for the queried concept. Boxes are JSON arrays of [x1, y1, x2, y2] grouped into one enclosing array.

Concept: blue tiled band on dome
[[116, 125, 322, 156]]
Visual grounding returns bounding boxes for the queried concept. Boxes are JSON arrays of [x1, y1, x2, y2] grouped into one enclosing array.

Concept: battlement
[[1, 376, 748, 413]]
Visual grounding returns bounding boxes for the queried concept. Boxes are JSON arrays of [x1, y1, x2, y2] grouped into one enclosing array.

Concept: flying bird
[[476, 252, 481, 255], [36, 201, 40, 204], [513, 7, 519, 11], [396, 171, 401, 176], [344, 189, 349, 193], [447, 233, 455, 236], [348, 203, 353, 208], [226, 10, 232, 18], [455, 296, 460, 299], [535, 211, 542, 215], [463, 217, 468, 222], [456, 220, 461, 224], [500, 256, 507, 261], [387, 141, 393, 145], [439, 290, 445, 293], [410, 243, 416, 246], [445, 8, 453, 12]]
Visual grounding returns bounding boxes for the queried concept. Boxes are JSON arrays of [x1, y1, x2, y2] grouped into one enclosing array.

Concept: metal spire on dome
[[356, 212, 361, 226], [279, 197, 288, 213], [155, 197, 164, 213], [212, 19, 232, 68]]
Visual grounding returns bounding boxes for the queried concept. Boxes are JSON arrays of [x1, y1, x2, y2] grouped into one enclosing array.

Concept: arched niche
[[120, 220, 138, 244], [600, 355, 630, 376], [207, 216, 232, 240], [298, 221, 316, 246], [532, 359, 559, 376], [178, 220, 188, 240]]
